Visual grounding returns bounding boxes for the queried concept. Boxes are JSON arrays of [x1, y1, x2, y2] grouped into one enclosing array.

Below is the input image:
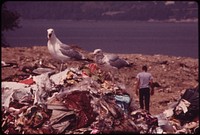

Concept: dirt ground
[[1, 46, 198, 115]]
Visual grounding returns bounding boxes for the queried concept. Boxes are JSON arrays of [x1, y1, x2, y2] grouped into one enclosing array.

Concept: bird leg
[[111, 68, 120, 82], [108, 71, 117, 82], [60, 63, 63, 72]]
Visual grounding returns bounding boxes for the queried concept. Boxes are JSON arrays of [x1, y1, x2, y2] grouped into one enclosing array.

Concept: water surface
[[4, 19, 198, 58]]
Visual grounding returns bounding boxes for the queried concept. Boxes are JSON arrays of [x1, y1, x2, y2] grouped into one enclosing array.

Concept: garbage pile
[[153, 85, 199, 134], [1, 63, 199, 134]]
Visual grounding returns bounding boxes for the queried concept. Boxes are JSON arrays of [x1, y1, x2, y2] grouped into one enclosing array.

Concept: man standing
[[136, 65, 154, 112]]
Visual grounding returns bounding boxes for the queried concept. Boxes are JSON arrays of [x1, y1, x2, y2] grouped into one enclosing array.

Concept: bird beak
[[49, 33, 52, 38], [92, 51, 98, 55], [92, 52, 97, 56], [47, 33, 52, 40], [89, 52, 95, 55]]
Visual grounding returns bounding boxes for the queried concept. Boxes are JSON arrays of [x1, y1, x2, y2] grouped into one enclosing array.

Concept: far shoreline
[[19, 18, 198, 23]]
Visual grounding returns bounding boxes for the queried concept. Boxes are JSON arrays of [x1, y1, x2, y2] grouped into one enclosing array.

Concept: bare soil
[[1, 46, 198, 115]]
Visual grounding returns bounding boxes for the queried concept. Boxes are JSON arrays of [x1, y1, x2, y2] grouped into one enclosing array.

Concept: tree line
[[1, 1, 198, 47], [5, 1, 198, 20], [1, 4, 21, 47]]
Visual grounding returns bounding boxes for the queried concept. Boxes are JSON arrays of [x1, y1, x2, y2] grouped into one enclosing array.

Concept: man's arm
[[135, 78, 140, 96], [149, 78, 154, 95]]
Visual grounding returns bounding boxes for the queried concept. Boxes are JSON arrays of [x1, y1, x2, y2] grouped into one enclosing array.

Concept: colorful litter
[[1, 63, 199, 134]]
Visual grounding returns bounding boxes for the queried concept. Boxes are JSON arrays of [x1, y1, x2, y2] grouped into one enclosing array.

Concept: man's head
[[142, 65, 147, 72]]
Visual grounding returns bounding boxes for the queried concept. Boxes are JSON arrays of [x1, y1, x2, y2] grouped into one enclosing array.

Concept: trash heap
[[1, 63, 199, 134], [153, 86, 199, 134]]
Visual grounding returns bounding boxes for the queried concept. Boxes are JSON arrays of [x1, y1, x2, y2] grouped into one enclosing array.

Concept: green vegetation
[[4, 1, 198, 20], [1, 4, 21, 47], [1, 1, 197, 47]]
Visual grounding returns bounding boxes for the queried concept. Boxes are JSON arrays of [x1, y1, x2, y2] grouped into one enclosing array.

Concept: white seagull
[[93, 49, 131, 69], [47, 28, 86, 71]]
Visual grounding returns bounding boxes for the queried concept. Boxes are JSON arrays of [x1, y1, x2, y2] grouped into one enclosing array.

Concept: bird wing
[[105, 54, 119, 62], [59, 43, 82, 60], [109, 57, 129, 69], [59, 43, 71, 50]]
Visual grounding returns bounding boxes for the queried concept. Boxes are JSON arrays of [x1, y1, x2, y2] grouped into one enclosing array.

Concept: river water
[[4, 19, 198, 58]]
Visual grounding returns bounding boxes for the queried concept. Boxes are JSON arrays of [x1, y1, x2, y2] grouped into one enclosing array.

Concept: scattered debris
[[1, 61, 18, 68], [1, 62, 199, 134]]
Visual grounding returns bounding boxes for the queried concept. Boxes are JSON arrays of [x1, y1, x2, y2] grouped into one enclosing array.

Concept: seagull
[[47, 28, 87, 71], [93, 49, 131, 69], [92, 49, 133, 82]]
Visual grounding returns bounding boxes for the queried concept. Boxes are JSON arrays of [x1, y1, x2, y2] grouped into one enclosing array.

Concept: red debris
[[19, 78, 35, 85]]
